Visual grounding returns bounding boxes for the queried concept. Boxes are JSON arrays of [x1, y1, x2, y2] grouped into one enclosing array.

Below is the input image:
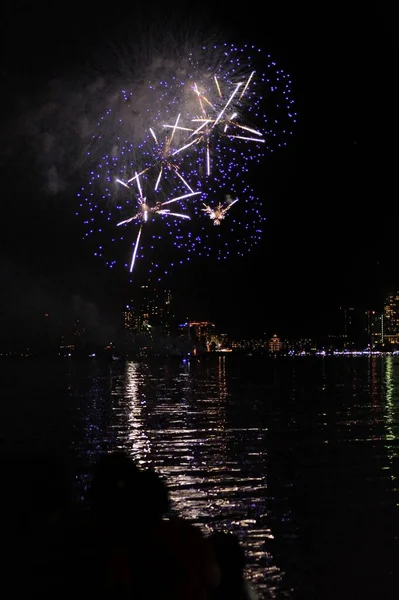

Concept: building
[[366, 310, 384, 348], [339, 306, 357, 348], [384, 291, 399, 336], [189, 321, 215, 353], [287, 338, 316, 354], [122, 286, 174, 334], [139, 285, 174, 332], [384, 334, 399, 347], [383, 291, 399, 348], [215, 333, 230, 351], [177, 321, 191, 340], [336, 306, 369, 349], [122, 302, 140, 332], [268, 334, 282, 353]]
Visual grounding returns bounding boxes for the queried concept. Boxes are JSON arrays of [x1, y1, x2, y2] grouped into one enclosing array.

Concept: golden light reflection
[[368, 355, 384, 435], [369, 355, 379, 405], [218, 355, 228, 401], [120, 361, 152, 465], [107, 358, 278, 596], [384, 356, 399, 499]]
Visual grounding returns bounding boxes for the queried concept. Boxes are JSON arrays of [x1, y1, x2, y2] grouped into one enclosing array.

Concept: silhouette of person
[[131, 466, 221, 599], [81, 452, 220, 600], [84, 451, 143, 598], [81, 452, 221, 599], [209, 531, 259, 600]]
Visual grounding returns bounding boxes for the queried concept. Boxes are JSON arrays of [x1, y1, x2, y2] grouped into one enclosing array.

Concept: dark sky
[[0, 2, 397, 340]]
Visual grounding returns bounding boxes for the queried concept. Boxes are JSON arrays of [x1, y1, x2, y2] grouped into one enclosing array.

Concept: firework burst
[[185, 172, 266, 262], [202, 195, 239, 225], [84, 41, 295, 176], [165, 72, 265, 176], [116, 171, 198, 273], [77, 165, 201, 276], [77, 39, 295, 277]]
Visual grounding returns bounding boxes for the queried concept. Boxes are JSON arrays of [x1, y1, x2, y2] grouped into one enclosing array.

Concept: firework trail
[[165, 71, 266, 177], [115, 171, 199, 273], [89, 41, 296, 183], [78, 164, 202, 276]]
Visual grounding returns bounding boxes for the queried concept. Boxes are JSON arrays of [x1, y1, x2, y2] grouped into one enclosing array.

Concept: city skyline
[[0, 4, 397, 340], [1, 275, 399, 354]]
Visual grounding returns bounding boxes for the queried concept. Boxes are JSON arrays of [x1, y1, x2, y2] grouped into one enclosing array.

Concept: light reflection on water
[[66, 356, 285, 597], [104, 357, 281, 597], [384, 356, 399, 498], [68, 355, 399, 598], [2, 355, 399, 598]]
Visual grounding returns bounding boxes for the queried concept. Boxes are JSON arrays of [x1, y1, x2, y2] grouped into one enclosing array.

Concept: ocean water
[[1, 353, 399, 598]]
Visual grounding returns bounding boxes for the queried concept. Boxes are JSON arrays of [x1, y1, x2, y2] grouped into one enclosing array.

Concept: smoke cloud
[[2, 15, 222, 198], [0, 259, 116, 348]]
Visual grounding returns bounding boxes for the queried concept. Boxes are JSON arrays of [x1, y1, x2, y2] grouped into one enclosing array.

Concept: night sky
[[0, 2, 397, 340]]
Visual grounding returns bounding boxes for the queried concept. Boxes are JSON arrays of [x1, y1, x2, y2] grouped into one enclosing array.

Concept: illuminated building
[[214, 333, 230, 351], [73, 318, 85, 339], [177, 321, 191, 340], [338, 306, 357, 348], [230, 338, 268, 353], [205, 331, 231, 352], [122, 302, 140, 332], [139, 285, 174, 332], [383, 291, 399, 348], [123, 285, 174, 334], [285, 338, 316, 354], [151, 288, 173, 333], [384, 334, 399, 346], [342, 307, 354, 342], [384, 291, 399, 336], [366, 310, 384, 348], [337, 306, 369, 349], [189, 321, 215, 353], [268, 334, 282, 353]]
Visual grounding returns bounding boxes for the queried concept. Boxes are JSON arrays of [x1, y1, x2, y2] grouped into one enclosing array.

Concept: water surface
[[1, 354, 399, 598]]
